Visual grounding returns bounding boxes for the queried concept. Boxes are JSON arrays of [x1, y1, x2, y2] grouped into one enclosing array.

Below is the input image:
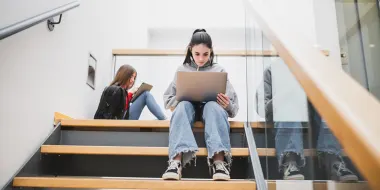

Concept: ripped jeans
[[275, 106, 342, 169], [168, 101, 232, 167]]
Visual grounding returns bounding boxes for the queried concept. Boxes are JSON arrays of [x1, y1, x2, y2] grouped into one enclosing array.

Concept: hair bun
[[193, 28, 207, 35]]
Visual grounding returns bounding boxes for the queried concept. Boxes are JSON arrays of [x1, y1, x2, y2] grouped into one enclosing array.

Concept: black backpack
[[94, 85, 128, 119]]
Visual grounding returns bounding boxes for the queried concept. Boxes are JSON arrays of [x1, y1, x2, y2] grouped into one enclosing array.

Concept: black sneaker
[[162, 160, 182, 180], [283, 161, 305, 180], [331, 162, 358, 182], [318, 152, 358, 182], [212, 160, 230, 181]]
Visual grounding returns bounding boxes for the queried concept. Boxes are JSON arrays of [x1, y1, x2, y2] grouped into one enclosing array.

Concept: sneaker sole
[[284, 174, 305, 180], [213, 173, 230, 181], [162, 172, 181, 180], [339, 175, 359, 182]]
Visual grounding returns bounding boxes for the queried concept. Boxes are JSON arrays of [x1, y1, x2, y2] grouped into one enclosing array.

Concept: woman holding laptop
[[162, 29, 239, 181]]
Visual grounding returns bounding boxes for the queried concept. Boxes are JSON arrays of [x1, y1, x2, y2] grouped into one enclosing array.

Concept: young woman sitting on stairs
[[162, 29, 239, 181], [95, 64, 167, 120]]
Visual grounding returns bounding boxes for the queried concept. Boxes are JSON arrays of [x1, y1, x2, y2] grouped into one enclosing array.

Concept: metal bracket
[[47, 14, 62, 31]]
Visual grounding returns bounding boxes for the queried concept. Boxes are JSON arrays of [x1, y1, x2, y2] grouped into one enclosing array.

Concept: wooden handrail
[[244, 0, 380, 188], [112, 49, 329, 57]]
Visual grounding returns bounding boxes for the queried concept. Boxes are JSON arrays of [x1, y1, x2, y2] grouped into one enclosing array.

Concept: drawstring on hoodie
[[197, 66, 200, 71]]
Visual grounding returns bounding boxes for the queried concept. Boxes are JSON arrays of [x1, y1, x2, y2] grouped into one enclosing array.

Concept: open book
[[131, 82, 153, 102]]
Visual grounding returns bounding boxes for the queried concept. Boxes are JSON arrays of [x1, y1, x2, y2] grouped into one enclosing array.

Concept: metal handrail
[[0, 1, 80, 40], [244, 122, 267, 190]]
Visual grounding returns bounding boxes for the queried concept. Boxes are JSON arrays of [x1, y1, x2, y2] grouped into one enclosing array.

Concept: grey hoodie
[[163, 61, 239, 118]]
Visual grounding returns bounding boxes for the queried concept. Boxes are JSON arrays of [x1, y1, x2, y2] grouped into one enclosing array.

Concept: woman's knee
[[203, 101, 225, 115], [140, 91, 151, 98], [172, 101, 194, 118], [176, 101, 193, 111]]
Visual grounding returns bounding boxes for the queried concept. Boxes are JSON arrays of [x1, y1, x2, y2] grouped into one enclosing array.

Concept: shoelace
[[287, 162, 299, 173], [166, 161, 180, 172], [214, 161, 229, 174], [333, 162, 351, 175]]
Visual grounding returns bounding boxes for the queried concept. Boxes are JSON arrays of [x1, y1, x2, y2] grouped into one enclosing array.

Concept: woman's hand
[[217, 93, 230, 109], [129, 86, 139, 94]]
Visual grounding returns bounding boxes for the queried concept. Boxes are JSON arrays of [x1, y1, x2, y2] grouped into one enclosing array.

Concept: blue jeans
[[128, 91, 166, 120], [168, 101, 232, 166], [275, 107, 342, 168]]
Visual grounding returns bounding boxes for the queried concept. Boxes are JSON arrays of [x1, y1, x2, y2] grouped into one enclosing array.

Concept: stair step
[[60, 119, 248, 128], [41, 145, 249, 156], [13, 177, 256, 190], [12, 177, 369, 190], [40, 145, 320, 157]]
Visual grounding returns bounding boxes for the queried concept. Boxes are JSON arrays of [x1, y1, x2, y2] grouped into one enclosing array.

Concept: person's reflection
[[262, 66, 358, 181]]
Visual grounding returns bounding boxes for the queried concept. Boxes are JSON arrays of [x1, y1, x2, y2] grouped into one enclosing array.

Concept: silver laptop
[[176, 71, 227, 102]]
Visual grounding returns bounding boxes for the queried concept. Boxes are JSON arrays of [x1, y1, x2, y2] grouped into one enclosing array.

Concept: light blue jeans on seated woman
[[128, 91, 166, 120], [168, 101, 232, 166], [275, 107, 342, 169]]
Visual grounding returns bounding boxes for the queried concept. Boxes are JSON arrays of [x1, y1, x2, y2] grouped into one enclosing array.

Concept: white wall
[[262, 0, 318, 45], [0, 4, 90, 188], [147, 27, 249, 50], [0, 0, 109, 187], [258, 0, 342, 63], [147, 0, 245, 29], [0, 0, 158, 186], [313, 0, 343, 66]]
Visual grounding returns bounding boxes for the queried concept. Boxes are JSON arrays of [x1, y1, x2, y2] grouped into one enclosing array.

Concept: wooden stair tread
[[60, 119, 248, 128], [112, 49, 330, 57], [41, 145, 249, 156], [40, 145, 321, 157], [13, 177, 256, 190], [13, 177, 368, 190], [60, 119, 321, 129]]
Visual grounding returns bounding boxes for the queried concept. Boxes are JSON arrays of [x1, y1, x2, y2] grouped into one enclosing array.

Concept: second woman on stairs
[[162, 29, 239, 181], [95, 64, 167, 120]]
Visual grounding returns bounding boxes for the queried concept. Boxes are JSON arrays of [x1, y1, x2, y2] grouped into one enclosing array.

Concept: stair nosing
[[40, 145, 325, 157], [13, 176, 256, 190]]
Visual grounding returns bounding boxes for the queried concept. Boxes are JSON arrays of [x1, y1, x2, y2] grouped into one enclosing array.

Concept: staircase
[[5, 114, 371, 189]]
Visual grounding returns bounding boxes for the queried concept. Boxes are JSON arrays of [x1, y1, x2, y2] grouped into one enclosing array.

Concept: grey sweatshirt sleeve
[[225, 79, 239, 118], [163, 71, 179, 109]]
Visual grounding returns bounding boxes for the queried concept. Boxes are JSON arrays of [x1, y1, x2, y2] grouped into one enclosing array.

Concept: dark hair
[[110, 64, 137, 88], [183, 29, 214, 65]]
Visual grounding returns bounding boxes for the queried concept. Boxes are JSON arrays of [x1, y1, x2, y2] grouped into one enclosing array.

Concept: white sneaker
[[283, 161, 305, 180], [212, 161, 230, 181], [162, 160, 182, 180]]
